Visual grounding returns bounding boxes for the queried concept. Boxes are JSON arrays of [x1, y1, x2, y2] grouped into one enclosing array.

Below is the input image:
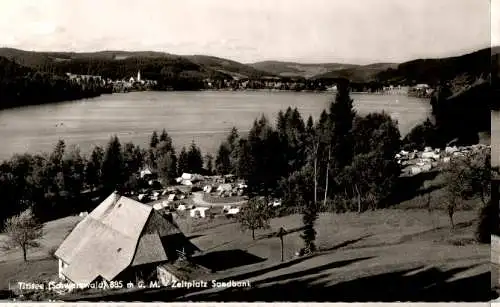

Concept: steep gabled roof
[[131, 233, 168, 266], [55, 192, 153, 286]]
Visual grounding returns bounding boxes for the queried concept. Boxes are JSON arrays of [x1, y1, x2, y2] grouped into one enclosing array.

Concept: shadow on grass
[[256, 225, 306, 240], [389, 170, 441, 206], [180, 264, 493, 302], [62, 259, 492, 302], [65, 256, 372, 302], [318, 235, 372, 253], [192, 249, 266, 272]]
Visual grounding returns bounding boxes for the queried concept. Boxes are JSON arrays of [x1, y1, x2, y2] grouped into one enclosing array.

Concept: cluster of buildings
[[111, 71, 157, 92], [65, 73, 106, 85], [398, 144, 489, 176], [407, 84, 434, 98], [133, 167, 249, 217], [65, 71, 157, 92], [203, 77, 324, 91]]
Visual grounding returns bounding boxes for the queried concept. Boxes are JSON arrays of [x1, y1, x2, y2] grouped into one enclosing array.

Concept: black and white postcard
[[0, 0, 496, 302]]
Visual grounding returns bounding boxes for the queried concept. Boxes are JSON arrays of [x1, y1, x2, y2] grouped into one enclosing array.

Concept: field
[[175, 208, 490, 302], [0, 201, 491, 301]]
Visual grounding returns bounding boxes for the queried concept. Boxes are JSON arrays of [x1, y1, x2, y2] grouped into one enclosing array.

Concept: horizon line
[[0, 44, 494, 66]]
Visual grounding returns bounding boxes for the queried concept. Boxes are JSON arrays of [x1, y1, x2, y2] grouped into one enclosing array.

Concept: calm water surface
[[0, 91, 430, 160]]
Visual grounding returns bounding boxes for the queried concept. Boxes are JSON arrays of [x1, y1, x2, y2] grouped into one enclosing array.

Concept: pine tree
[[85, 145, 104, 191], [226, 127, 240, 173], [62, 145, 85, 197], [159, 129, 173, 151], [101, 135, 125, 193], [157, 150, 178, 184], [205, 154, 214, 175], [226, 127, 240, 153], [247, 115, 281, 197], [123, 142, 141, 177], [329, 81, 356, 170], [320, 81, 356, 203], [49, 139, 66, 194], [149, 130, 159, 148], [187, 141, 203, 174], [236, 139, 253, 181], [215, 143, 231, 175], [178, 147, 189, 175], [50, 140, 66, 167], [301, 201, 318, 254]]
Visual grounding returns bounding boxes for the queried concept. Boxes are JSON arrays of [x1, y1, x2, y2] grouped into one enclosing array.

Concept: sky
[[0, 0, 492, 64], [493, 0, 500, 48]]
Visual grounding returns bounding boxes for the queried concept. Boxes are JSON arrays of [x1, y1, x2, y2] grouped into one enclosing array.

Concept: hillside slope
[[312, 63, 398, 82], [186, 55, 275, 79], [375, 47, 495, 85], [249, 61, 359, 79], [0, 48, 272, 81]]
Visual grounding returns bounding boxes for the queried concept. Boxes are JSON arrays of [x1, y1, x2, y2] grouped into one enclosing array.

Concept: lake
[[0, 91, 431, 160]]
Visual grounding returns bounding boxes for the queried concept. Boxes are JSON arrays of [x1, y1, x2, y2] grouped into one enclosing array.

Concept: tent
[[181, 173, 193, 181], [190, 207, 210, 218], [181, 180, 193, 186], [217, 184, 232, 192]]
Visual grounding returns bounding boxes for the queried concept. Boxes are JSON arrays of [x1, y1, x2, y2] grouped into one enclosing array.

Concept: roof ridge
[[117, 194, 154, 212]]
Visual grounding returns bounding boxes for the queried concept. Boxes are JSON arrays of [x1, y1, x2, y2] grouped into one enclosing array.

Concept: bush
[[476, 201, 497, 243]]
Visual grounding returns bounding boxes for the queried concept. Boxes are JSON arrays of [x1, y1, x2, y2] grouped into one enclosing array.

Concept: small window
[[117, 248, 122, 252]]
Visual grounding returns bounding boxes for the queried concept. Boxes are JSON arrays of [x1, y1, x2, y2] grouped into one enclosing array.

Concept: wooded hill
[[0, 47, 496, 86], [0, 56, 104, 110]]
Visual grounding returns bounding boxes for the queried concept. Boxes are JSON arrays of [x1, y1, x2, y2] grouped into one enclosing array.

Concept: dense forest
[[400, 47, 499, 147], [0, 57, 106, 110], [403, 77, 493, 149], [0, 47, 496, 85], [374, 47, 495, 86]]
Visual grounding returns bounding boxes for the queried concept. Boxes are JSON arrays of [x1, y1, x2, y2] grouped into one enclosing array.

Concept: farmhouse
[[55, 192, 200, 287]]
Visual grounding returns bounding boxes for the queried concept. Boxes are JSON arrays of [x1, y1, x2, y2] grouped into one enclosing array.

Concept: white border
[[0, 303, 493, 306]]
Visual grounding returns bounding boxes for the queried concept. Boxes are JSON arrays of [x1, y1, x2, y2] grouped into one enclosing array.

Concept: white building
[[190, 207, 210, 218]]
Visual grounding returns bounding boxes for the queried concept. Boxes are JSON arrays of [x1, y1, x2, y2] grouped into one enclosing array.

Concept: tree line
[[0, 129, 207, 223], [0, 56, 108, 110]]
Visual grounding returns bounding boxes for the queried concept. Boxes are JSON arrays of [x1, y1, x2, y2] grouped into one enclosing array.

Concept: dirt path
[[191, 192, 247, 207]]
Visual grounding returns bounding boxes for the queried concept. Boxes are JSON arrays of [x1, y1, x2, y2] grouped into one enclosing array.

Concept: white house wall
[[58, 258, 67, 280]]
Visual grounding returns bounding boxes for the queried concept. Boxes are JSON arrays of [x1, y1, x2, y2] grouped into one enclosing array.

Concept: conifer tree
[[101, 135, 125, 193], [149, 130, 159, 148], [178, 147, 189, 175]]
